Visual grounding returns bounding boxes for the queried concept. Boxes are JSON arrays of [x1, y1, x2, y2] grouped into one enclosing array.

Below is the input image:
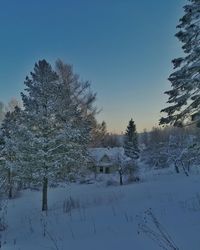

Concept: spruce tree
[[124, 118, 139, 159], [0, 107, 22, 198], [160, 0, 200, 126], [0, 102, 5, 124], [20, 59, 95, 211]]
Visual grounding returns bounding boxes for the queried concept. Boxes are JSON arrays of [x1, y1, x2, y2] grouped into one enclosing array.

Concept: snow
[[2, 171, 200, 250], [89, 147, 126, 162]]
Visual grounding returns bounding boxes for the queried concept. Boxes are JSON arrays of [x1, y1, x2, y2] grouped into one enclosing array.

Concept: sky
[[0, 0, 187, 133]]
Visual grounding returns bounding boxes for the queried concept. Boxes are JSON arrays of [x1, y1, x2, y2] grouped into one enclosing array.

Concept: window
[[100, 166, 104, 173]]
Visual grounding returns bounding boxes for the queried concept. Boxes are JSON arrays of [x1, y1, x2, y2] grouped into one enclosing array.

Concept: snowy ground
[[2, 171, 200, 250]]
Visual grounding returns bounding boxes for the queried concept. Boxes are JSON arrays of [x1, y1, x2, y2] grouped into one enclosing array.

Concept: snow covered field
[[2, 171, 200, 250]]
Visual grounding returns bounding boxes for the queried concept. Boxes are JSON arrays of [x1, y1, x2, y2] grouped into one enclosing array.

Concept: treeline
[[90, 121, 123, 148], [139, 126, 200, 174], [0, 59, 132, 212]]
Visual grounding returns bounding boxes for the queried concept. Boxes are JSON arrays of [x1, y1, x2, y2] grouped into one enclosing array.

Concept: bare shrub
[[63, 196, 80, 214], [138, 209, 179, 250]]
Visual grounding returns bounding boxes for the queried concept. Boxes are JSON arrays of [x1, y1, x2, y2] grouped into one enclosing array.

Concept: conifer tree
[[0, 102, 5, 124], [20, 59, 96, 211], [160, 0, 200, 126], [0, 107, 22, 198], [124, 118, 139, 159]]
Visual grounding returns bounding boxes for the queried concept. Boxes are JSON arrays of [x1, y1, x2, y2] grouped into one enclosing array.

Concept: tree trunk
[[119, 172, 123, 185], [174, 161, 179, 174], [181, 162, 189, 177], [94, 166, 97, 180], [8, 169, 12, 199], [42, 177, 48, 211]]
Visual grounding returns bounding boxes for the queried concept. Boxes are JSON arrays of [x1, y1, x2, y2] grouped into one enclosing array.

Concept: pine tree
[[160, 0, 200, 127], [124, 118, 139, 159], [20, 59, 96, 211], [0, 107, 22, 198], [0, 102, 5, 124], [20, 60, 59, 210]]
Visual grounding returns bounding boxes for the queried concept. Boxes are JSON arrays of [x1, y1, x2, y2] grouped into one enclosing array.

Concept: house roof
[[88, 147, 126, 162]]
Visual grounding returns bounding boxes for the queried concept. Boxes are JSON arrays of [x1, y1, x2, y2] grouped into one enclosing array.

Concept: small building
[[88, 147, 127, 174]]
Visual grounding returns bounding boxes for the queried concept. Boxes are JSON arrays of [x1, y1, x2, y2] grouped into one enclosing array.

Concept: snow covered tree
[[55, 59, 96, 119], [165, 133, 186, 174], [90, 118, 122, 147], [20, 59, 96, 211], [0, 107, 22, 198], [160, 0, 200, 127], [140, 129, 149, 149], [163, 128, 198, 175], [55, 59, 97, 172], [140, 127, 169, 169], [90, 120, 110, 147], [0, 102, 5, 124], [112, 151, 138, 185], [103, 133, 122, 147], [116, 154, 128, 185], [139, 126, 199, 172], [124, 118, 139, 159]]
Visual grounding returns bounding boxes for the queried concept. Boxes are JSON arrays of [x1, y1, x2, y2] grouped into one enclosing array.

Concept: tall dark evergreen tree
[[124, 118, 139, 159], [19, 59, 96, 211], [160, 0, 200, 127]]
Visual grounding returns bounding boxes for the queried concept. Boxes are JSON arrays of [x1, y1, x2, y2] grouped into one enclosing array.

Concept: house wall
[[96, 165, 118, 174]]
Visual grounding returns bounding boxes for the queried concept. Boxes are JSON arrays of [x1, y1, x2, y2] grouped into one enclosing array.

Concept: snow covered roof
[[88, 147, 126, 162]]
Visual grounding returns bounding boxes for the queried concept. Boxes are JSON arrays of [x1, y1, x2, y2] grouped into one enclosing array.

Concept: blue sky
[[0, 0, 187, 133]]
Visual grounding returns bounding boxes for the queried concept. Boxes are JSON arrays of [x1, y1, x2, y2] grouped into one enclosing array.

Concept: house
[[88, 147, 127, 174]]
